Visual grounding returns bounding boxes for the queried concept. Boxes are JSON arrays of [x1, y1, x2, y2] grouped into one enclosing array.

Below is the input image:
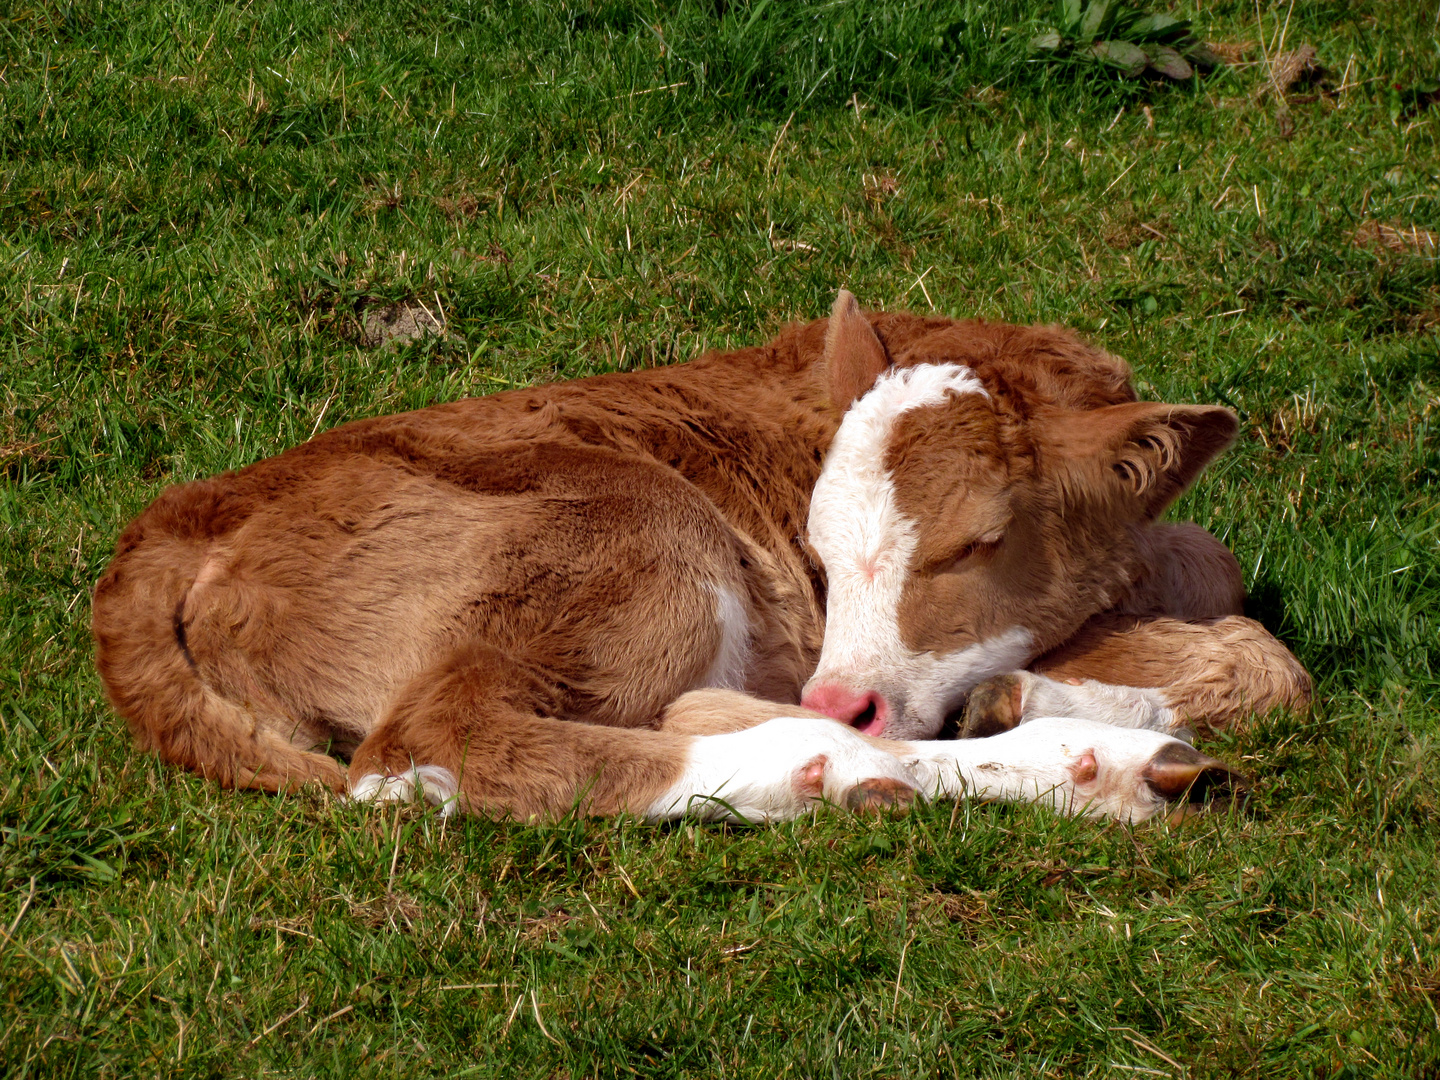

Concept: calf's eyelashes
[[940, 534, 1004, 570], [920, 532, 1005, 575]]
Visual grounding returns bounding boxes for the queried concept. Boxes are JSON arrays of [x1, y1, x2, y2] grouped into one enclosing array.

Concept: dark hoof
[[1143, 741, 1251, 821], [960, 674, 1026, 739], [845, 778, 916, 813]]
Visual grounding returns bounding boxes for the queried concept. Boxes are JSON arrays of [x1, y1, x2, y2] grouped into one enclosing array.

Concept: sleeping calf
[[92, 291, 1310, 823]]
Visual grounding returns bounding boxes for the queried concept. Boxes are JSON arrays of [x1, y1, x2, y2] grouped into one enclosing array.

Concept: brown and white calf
[[92, 292, 1311, 824]]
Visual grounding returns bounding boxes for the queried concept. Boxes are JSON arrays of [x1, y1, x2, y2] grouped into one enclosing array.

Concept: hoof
[[844, 778, 916, 813], [1143, 742, 1251, 821], [797, 755, 829, 798], [960, 673, 1026, 739]]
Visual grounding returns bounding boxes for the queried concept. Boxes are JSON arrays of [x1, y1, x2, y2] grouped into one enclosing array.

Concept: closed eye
[[942, 536, 1002, 571]]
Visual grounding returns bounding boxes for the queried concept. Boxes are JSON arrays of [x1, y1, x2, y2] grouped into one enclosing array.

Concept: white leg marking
[[894, 716, 1201, 821], [350, 772, 415, 804], [1018, 673, 1181, 735], [647, 714, 1219, 824], [349, 765, 460, 816], [413, 765, 461, 815], [643, 717, 917, 823]]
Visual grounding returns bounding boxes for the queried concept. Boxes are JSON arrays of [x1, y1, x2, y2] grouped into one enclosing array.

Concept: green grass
[[3, 0, 1439, 1075]]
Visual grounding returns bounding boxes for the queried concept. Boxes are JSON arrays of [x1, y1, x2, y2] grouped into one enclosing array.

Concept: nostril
[[801, 686, 890, 736], [851, 700, 878, 729], [851, 697, 888, 737]]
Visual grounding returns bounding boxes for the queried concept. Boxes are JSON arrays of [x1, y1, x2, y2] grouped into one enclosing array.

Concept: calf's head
[[801, 291, 1237, 739]]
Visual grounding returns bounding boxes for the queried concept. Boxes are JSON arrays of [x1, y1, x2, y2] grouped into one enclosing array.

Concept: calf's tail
[[92, 491, 346, 794]]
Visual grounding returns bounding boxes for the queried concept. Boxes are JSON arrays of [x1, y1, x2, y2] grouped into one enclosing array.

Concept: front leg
[[643, 712, 1245, 824], [642, 717, 919, 822], [894, 717, 1247, 822], [964, 523, 1310, 736], [657, 687, 832, 736], [962, 614, 1312, 738], [961, 670, 1180, 738]]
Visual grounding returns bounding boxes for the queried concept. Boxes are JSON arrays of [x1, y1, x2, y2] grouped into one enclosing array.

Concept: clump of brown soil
[[358, 300, 459, 349]]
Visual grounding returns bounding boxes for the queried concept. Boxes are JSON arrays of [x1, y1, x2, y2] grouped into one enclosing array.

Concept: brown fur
[[351, 642, 693, 818], [1121, 522, 1247, 619], [94, 318, 849, 814], [1031, 522, 1310, 728], [93, 297, 1311, 817], [826, 290, 892, 407], [885, 373, 1239, 663], [660, 689, 832, 736]]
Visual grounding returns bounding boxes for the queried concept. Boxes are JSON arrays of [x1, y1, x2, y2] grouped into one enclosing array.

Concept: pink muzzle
[[801, 684, 890, 737]]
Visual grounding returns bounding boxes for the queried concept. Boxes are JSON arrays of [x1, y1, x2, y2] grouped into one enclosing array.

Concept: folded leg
[[961, 613, 1312, 737], [347, 649, 916, 821], [347, 642, 690, 818], [960, 523, 1311, 737]]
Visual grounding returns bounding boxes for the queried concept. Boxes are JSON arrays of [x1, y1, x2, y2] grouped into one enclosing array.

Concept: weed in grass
[[1029, 0, 1223, 82]]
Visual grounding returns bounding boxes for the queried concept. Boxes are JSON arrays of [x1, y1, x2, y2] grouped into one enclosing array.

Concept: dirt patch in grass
[[1353, 222, 1440, 260], [1208, 41, 1259, 66], [349, 891, 424, 930], [1255, 390, 1325, 454], [1103, 202, 1174, 250], [518, 906, 574, 944], [435, 192, 500, 220], [0, 437, 58, 479], [357, 300, 460, 349], [861, 171, 902, 208], [1259, 44, 1324, 100], [360, 179, 407, 216], [919, 890, 991, 926]]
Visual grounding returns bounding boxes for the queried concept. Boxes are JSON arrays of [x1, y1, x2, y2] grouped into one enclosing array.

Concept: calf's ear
[[825, 289, 891, 409], [1047, 401, 1238, 517]]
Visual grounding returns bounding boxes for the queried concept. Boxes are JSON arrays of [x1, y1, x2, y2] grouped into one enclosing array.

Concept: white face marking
[[805, 363, 1033, 737], [697, 584, 752, 691]]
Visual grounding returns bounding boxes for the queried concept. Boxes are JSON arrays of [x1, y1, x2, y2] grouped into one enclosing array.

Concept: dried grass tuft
[[1257, 44, 1322, 101], [1352, 222, 1440, 260]]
